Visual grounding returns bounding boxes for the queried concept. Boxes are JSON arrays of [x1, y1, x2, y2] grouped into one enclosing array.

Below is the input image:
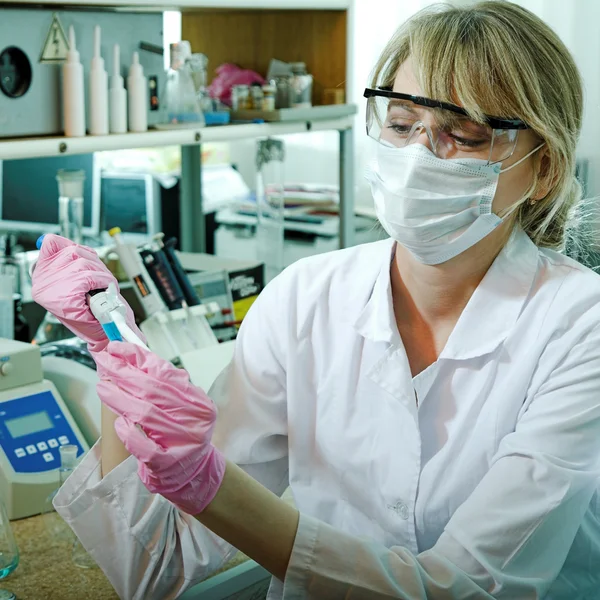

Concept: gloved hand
[[31, 234, 143, 353], [94, 342, 226, 515]]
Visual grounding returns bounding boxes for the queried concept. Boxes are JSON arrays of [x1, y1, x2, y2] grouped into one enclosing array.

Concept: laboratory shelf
[[1, 0, 349, 9], [2, 105, 356, 254], [0, 107, 356, 161]]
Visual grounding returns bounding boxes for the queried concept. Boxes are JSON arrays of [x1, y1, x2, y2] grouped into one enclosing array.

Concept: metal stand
[[339, 126, 355, 248], [180, 144, 205, 253]]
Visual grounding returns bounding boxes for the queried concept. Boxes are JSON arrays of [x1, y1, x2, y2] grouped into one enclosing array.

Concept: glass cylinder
[[256, 139, 285, 282], [56, 169, 85, 245], [41, 445, 97, 569]]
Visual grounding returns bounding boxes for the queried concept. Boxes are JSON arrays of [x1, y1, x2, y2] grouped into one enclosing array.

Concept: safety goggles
[[364, 88, 530, 165]]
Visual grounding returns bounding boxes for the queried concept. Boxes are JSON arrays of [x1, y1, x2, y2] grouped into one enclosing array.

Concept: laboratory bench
[[6, 513, 267, 600]]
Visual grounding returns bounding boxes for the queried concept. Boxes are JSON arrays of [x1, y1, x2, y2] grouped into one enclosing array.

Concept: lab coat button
[[388, 501, 410, 520]]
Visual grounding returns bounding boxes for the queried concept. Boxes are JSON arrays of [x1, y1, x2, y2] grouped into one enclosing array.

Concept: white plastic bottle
[[89, 26, 108, 135], [63, 26, 85, 137], [127, 52, 148, 132], [109, 44, 127, 134]]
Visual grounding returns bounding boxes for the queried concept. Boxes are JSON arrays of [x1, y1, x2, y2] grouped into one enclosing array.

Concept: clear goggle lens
[[366, 95, 519, 165]]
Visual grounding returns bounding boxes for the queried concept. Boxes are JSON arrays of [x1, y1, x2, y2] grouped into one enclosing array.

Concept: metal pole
[[338, 126, 355, 248], [180, 143, 205, 253]]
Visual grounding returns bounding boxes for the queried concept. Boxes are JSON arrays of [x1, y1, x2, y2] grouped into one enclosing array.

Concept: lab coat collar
[[351, 230, 539, 359]]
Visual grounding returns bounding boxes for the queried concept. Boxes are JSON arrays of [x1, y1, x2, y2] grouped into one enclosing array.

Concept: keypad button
[[48, 439, 59, 448], [25, 445, 37, 454], [58, 436, 69, 445], [37, 441, 48, 451], [42, 452, 54, 462], [14, 448, 25, 458]]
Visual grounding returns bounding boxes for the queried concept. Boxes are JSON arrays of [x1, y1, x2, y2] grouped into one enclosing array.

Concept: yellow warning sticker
[[40, 14, 69, 64]]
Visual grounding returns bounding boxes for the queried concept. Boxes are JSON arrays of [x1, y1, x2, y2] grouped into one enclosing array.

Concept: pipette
[[34, 235, 148, 349]]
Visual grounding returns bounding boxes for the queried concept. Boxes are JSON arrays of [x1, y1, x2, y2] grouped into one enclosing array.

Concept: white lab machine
[[0, 339, 89, 520]]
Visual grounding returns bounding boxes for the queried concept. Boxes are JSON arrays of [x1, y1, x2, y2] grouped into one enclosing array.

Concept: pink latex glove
[[94, 342, 226, 515], [31, 234, 143, 353]]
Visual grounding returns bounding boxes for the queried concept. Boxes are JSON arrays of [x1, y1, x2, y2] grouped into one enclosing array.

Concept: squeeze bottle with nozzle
[[89, 26, 108, 135], [63, 26, 86, 137]]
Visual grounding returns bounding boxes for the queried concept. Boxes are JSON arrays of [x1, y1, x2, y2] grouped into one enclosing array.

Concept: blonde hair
[[371, 1, 583, 250]]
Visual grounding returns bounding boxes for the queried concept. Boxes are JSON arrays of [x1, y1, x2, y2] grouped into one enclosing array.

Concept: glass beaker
[[56, 169, 86, 245], [0, 496, 19, 600], [256, 139, 285, 282], [41, 445, 97, 569]]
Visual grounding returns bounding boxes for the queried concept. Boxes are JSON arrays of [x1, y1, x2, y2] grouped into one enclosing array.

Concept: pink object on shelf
[[208, 63, 266, 106]]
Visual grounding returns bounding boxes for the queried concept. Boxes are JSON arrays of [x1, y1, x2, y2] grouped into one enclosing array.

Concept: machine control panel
[[0, 390, 84, 473]]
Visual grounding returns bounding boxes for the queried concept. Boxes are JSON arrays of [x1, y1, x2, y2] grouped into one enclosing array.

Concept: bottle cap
[[36, 235, 46, 250], [108, 227, 122, 237]]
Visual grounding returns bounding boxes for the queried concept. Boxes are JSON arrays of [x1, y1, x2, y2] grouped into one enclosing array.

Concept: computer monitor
[[100, 171, 162, 243], [0, 154, 101, 237]]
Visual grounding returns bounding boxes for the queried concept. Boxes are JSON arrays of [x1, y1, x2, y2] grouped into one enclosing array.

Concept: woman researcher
[[32, 2, 600, 598]]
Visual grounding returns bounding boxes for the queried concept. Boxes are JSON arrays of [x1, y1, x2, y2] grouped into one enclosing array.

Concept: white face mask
[[365, 142, 542, 265]]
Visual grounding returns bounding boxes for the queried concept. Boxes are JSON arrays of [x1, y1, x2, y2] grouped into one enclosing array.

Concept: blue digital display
[[0, 390, 83, 474]]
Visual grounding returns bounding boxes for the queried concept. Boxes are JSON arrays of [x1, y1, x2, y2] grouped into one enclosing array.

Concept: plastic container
[[62, 26, 85, 137], [290, 62, 313, 108], [109, 44, 127, 134], [89, 26, 108, 136], [127, 52, 148, 132]]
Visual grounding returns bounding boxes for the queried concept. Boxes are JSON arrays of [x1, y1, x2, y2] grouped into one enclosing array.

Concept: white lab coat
[[54, 230, 600, 599]]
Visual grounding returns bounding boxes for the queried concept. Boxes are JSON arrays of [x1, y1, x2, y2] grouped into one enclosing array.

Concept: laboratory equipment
[[0, 496, 19, 600], [128, 52, 148, 132], [139, 302, 219, 363], [0, 236, 20, 296], [290, 62, 313, 108], [271, 76, 292, 109], [57, 168, 85, 244], [100, 171, 162, 243], [161, 236, 201, 307], [140, 247, 186, 311], [231, 85, 250, 111], [109, 44, 127, 134], [163, 42, 205, 126], [0, 8, 165, 138], [188, 52, 212, 113], [63, 26, 85, 137], [255, 139, 285, 282], [88, 284, 148, 349], [262, 85, 276, 111], [0, 279, 12, 341], [109, 227, 166, 318], [187, 269, 237, 343], [41, 339, 100, 447], [42, 444, 97, 569], [0, 154, 101, 237], [89, 26, 109, 136], [0, 339, 88, 520], [12, 295, 29, 344]]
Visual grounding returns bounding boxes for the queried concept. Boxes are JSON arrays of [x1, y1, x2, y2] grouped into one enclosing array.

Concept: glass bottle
[[255, 139, 285, 282], [163, 41, 205, 126], [0, 496, 19, 600], [42, 445, 96, 569], [56, 169, 86, 245]]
